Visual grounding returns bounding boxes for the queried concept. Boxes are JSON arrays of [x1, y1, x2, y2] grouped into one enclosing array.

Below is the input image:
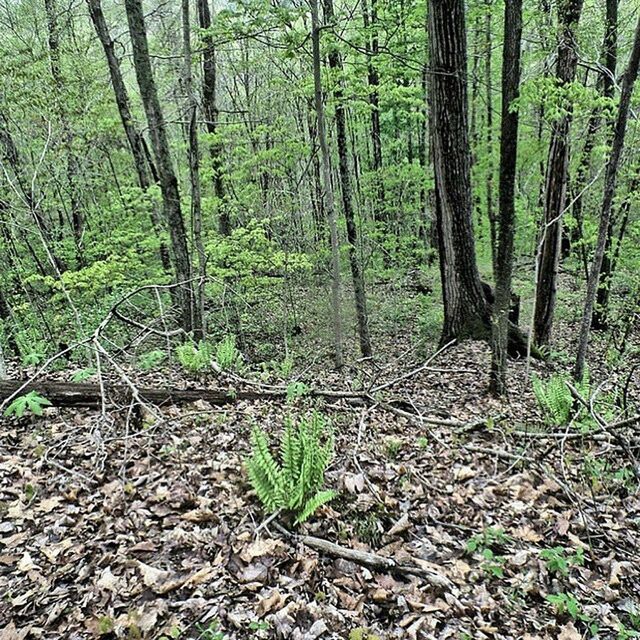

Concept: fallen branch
[[280, 528, 453, 590]]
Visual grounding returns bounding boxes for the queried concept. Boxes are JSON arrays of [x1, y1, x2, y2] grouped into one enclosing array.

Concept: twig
[[274, 524, 453, 590]]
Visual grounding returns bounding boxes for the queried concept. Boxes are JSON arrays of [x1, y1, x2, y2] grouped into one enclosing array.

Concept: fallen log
[[0, 379, 365, 409]]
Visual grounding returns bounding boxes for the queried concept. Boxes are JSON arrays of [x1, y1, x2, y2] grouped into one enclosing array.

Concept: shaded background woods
[[0, 0, 639, 392]]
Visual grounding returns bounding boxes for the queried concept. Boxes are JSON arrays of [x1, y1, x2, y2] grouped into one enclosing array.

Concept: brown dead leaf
[[556, 513, 571, 536], [387, 513, 411, 537], [17, 551, 38, 572], [239, 537, 285, 563], [184, 564, 216, 587], [344, 473, 366, 494], [181, 508, 216, 523], [37, 496, 62, 513], [96, 566, 121, 592], [257, 588, 286, 616], [558, 621, 581, 640], [454, 466, 476, 481], [129, 540, 157, 553], [0, 622, 30, 640], [512, 525, 543, 543]]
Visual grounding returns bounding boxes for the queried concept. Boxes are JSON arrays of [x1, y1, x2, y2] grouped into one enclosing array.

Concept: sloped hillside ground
[[1, 284, 639, 639]]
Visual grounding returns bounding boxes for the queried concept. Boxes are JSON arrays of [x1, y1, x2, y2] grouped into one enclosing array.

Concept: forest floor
[[1, 279, 640, 640]]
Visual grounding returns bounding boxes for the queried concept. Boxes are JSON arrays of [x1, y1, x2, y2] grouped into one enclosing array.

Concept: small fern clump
[[246, 412, 336, 524], [532, 373, 574, 426], [176, 340, 213, 373], [215, 334, 241, 371]]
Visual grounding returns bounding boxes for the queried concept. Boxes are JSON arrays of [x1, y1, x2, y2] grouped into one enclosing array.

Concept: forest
[[0, 0, 639, 637]]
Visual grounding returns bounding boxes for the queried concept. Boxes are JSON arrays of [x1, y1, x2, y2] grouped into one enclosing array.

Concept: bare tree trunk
[[86, 0, 171, 273], [124, 0, 194, 334], [362, 0, 385, 222], [592, 0, 620, 329], [323, 0, 372, 359], [428, 0, 491, 343], [183, 0, 205, 340], [484, 0, 497, 276], [43, 0, 83, 263], [533, 0, 584, 347], [310, 0, 343, 368], [594, 167, 638, 328], [0, 113, 67, 274], [573, 12, 640, 381], [490, 0, 523, 396], [570, 0, 617, 276], [196, 0, 229, 236]]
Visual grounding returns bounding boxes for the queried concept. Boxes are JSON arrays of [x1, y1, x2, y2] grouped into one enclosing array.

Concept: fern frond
[[295, 490, 336, 524]]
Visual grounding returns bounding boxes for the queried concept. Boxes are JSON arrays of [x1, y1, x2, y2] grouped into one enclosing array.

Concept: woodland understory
[[2, 0, 640, 637], [1, 272, 640, 640]]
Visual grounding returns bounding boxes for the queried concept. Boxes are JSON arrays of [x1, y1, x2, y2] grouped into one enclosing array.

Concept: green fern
[[532, 373, 574, 426], [215, 334, 241, 371], [246, 412, 336, 524], [175, 340, 213, 373]]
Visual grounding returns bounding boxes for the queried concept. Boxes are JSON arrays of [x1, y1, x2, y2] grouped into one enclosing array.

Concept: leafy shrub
[[176, 340, 213, 373], [246, 412, 336, 524], [546, 592, 588, 622], [540, 546, 584, 576], [4, 391, 52, 417]]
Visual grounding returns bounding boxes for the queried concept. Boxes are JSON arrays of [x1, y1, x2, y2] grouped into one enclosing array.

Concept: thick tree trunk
[[323, 0, 372, 359], [533, 0, 584, 347], [124, 0, 195, 334], [573, 12, 640, 381], [86, 0, 171, 274], [490, 0, 523, 396], [428, 0, 490, 343], [196, 0, 229, 236], [310, 0, 343, 368]]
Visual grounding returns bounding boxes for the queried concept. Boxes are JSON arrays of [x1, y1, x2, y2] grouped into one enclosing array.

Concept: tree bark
[[183, 0, 206, 340], [594, 167, 638, 328], [43, 0, 83, 262], [323, 0, 372, 359], [428, 0, 491, 343], [484, 0, 497, 276], [124, 0, 195, 334], [533, 0, 584, 347], [490, 0, 523, 396], [0, 380, 365, 409], [592, 0, 620, 329], [196, 0, 229, 236], [569, 0, 617, 275], [573, 11, 640, 381], [310, 0, 344, 368], [86, 0, 171, 274], [361, 0, 385, 222]]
